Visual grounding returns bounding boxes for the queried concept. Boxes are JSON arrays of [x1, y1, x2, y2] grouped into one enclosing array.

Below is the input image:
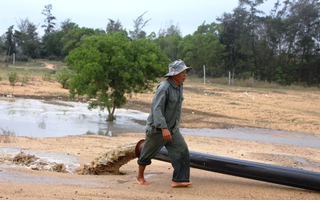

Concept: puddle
[[0, 98, 320, 148], [0, 98, 147, 138]]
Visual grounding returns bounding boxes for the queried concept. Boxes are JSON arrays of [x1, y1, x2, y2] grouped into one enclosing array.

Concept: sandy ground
[[0, 65, 320, 199]]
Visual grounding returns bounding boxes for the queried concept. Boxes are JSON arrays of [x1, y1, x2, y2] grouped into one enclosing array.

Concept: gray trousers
[[137, 129, 190, 182]]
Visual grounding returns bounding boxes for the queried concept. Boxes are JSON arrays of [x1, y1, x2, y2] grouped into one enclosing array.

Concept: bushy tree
[[16, 18, 40, 58], [62, 27, 97, 57], [66, 31, 169, 121]]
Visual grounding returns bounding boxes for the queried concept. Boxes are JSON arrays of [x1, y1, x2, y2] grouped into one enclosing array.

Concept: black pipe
[[154, 148, 320, 192], [135, 140, 320, 191]]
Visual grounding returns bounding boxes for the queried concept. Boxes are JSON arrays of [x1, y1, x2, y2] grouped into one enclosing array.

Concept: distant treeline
[[1, 0, 320, 86]]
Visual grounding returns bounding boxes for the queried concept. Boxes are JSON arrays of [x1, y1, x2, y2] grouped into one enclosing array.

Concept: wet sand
[[1, 133, 319, 199]]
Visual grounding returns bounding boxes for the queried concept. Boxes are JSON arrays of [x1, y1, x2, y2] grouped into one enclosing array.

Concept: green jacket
[[146, 77, 184, 134]]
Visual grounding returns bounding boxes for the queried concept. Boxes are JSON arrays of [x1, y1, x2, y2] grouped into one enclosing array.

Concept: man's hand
[[161, 128, 172, 141]]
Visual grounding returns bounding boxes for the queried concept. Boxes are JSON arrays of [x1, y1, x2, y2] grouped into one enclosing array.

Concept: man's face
[[172, 70, 188, 84]]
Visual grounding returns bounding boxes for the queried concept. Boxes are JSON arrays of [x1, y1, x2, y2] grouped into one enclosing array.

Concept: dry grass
[[0, 127, 17, 143]]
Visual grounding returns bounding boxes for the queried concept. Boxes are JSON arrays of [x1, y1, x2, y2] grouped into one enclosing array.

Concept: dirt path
[[44, 62, 55, 69]]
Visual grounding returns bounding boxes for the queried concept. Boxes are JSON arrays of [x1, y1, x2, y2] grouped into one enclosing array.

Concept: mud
[[79, 143, 137, 175]]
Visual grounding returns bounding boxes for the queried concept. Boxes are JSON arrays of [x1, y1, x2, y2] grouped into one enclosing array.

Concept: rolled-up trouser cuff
[[137, 159, 151, 166]]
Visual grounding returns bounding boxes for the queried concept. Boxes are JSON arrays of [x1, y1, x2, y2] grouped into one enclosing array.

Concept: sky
[[0, 0, 279, 37]]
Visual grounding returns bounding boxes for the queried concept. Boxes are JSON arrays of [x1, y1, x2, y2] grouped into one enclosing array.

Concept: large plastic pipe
[[135, 140, 320, 192]]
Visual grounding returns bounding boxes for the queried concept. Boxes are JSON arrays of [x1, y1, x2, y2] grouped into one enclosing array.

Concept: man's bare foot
[[171, 181, 192, 188], [136, 177, 148, 185]]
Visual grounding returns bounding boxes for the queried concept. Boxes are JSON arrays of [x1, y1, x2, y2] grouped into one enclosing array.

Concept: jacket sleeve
[[152, 85, 168, 129]]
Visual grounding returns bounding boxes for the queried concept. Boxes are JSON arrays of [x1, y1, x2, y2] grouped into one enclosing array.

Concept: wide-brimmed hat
[[164, 59, 192, 77]]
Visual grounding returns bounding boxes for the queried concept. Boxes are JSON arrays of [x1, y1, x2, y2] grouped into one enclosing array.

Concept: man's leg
[[136, 165, 148, 185], [166, 130, 192, 187], [137, 130, 166, 185]]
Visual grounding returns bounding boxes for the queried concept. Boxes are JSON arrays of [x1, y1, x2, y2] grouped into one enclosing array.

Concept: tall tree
[[158, 22, 182, 37], [0, 34, 6, 55], [41, 30, 63, 59], [129, 12, 151, 39], [41, 4, 56, 34], [16, 18, 40, 58], [267, 0, 320, 85], [218, 6, 249, 77], [106, 19, 124, 33], [66, 31, 169, 121], [60, 19, 79, 34], [178, 22, 226, 77], [4, 26, 16, 57], [154, 23, 182, 61], [58, 19, 79, 57]]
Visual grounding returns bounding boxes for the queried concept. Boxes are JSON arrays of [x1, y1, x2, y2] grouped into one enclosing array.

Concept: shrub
[[42, 71, 53, 81], [16, 55, 29, 62], [7, 71, 19, 86], [55, 68, 74, 89], [47, 55, 57, 60], [21, 73, 30, 86]]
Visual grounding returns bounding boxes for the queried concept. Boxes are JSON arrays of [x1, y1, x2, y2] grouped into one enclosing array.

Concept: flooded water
[[0, 98, 147, 138], [1, 98, 320, 148]]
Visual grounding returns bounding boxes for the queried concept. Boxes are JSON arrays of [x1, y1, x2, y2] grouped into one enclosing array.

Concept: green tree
[[16, 18, 40, 58], [178, 22, 226, 77], [62, 27, 97, 57], [58, 19, 79, 58], [154, 23, 182, 60], [155, 34, 182, 61], [66, 31, 169, 121], [41, 30, 63, 59], [264, 0, 320, 85], [0, 34, 5, 55], [4, 26, 16, 57], [218, 6, 249, 77], [218, 0, 267, 79]]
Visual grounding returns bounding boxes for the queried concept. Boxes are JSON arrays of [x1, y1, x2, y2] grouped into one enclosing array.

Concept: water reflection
[[0, 98, 147, 138]]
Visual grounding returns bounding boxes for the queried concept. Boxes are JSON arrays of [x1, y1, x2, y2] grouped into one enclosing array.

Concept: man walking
[[136, 59, 192, 188]]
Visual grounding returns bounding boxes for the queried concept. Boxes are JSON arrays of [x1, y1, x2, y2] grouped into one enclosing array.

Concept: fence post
[[203, 65, 206, 84]]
